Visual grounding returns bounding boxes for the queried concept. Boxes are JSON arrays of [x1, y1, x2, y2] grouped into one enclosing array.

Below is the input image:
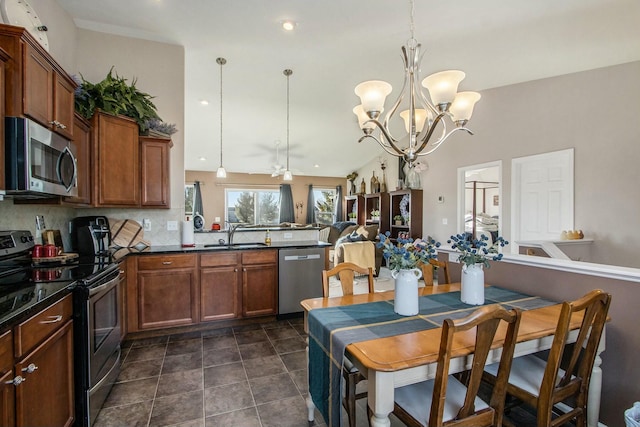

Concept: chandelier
[[353, 0, 481, 167], [216, 57, 227, 178]]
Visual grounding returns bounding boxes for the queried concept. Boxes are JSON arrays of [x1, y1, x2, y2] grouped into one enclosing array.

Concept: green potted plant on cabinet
[[74, 67, 176, 136], [394, 215, 403, 225]]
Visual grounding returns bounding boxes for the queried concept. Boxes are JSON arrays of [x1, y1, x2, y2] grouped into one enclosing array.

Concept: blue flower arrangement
[[448, 234, 509, 268], [377, 232, 440, 271]]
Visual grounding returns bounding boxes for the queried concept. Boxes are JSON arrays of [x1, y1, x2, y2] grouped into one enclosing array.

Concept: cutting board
[[32, 253, 79, 264], [110, 219, 150, 248]]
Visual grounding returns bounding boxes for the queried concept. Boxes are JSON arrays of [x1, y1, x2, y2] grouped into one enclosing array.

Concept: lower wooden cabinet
[[241, 251, 278, 317], [128, 250, 279, 333], [132, 254, 198, 332], [1, 294, 75, 427]]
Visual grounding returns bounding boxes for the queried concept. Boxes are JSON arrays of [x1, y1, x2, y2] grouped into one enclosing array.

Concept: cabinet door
[[201, 266, 240, 321], [0, 330, 14, 427], [52, 73, 75, 140], [23, 43, 53, 127], [94, 113, 140, 206], [66, 114, 91, 205], [137, 269, 198, 330], [14, 320, 74, 427], [242, 264, 277, 317], [140, 137, 171, 208]]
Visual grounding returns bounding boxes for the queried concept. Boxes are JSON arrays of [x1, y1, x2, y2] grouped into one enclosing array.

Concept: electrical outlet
[[284, 232, 293, 239], [143, 218, 151, 231], [167, 221, 178, 231], [442, 218, 448, 225], [214, 217, 221, 222]]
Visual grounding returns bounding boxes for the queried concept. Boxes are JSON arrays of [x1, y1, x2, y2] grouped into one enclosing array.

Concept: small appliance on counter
[[70, 216, 111, 256]]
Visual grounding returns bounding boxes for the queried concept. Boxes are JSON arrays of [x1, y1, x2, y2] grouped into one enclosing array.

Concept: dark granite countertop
[[112, 240, 329, 258], [0, 281, 74, 332]]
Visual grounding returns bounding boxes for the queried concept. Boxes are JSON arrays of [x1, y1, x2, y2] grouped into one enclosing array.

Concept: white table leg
[[305, 338, 315, 422], [587, 328, 606, 427], [368, 371, 394, 427]]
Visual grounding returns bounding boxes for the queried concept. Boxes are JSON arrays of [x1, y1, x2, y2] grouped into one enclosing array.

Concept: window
[[313, 188, 336, 225], [184, 184, 195, 215], [226, 189, 280, 225]]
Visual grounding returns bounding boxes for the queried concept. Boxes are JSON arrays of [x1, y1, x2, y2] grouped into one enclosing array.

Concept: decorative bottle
[[370, 172, 377, 194], [265, 229, 272, 246], [360, 178, 366, 195]]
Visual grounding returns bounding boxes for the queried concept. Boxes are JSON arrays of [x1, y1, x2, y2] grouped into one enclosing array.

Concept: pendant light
[[216, 57, 227, 178], [282, 69, 293, 181]]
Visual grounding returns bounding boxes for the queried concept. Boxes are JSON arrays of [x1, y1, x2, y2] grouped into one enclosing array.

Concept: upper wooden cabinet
[[89, 111, 172, 208], [65, 113, 92, 205], [140, 136, 172, 208], [0, 24, 76, 139], [91, 112, 140, 207]]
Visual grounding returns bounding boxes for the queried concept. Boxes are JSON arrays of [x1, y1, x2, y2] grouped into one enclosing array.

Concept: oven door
[[87, 272, 121, 386]]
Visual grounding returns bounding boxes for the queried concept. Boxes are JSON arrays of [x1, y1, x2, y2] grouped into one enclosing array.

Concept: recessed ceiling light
[[314, 164, 319, 168], [199, 157, 206, 161], [282, 20, 296, 31], [200, 100, 209, 105]]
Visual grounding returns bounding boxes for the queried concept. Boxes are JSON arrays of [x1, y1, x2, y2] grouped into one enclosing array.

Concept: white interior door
[[512, 148, 574, 242]]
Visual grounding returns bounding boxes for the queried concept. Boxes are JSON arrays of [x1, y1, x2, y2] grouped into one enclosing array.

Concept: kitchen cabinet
[[0, 330, 14, 427], [91, 112, 140, 207], [241, 251, 278, 317], [140, 136, 172, 208], [3, 294, 75, 427], [130, 254, 198, 332], [0, 25, 75, 140], [200, 252, 241, 322], [0, 47, 9, 192], [389, 189, 423, 239], [65, 113, 92, 205]]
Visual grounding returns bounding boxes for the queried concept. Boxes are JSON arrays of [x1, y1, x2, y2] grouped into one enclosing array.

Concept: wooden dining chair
[[483, 289, 611, 427], [321, 261, 374, 298], [393, 305, 522, 427], [420, 259, 451, 286], [321, 262, 375, 427]]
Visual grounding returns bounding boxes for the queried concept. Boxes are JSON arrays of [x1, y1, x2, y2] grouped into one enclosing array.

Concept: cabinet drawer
[[241, 250, 277, 265], [200, 252, 239, 268], [138, 254, 196, 270], [0, 330, 12, 372], [14, 294, 72, 358]]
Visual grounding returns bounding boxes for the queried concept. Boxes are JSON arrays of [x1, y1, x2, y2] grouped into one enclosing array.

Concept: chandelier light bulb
[[449, 91, 482, 124], [354, 80, 392, 118], [353, 105, 377, 131], [216, 166, 227, 178], [422, 70, 465, 109], [400, 109, 429, 134]]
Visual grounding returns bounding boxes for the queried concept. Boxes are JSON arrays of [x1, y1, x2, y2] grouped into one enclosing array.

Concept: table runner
[[307, 286, 557, 427]]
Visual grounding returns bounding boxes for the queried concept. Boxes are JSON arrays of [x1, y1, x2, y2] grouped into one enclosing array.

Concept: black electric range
[[0, 230, 117, 327]]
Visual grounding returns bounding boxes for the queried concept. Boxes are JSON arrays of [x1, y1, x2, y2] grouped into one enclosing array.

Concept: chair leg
[[343, 371, 358, 427]]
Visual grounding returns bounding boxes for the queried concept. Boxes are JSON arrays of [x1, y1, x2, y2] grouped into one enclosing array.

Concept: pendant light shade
[[283, 68, 293, 181], [216, 57, 227, 178]]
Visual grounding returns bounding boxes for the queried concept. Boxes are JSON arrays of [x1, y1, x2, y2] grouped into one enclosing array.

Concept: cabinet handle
[[243, 268, 247, 272], [58, 122, 67, 129], [49, 120, 58, 126], [120, 270, 125, 274], [21, 363, 38, 374], [40, 315, 62, 324], [162, 261, 172, 265], [5, 376, 25, 386], [234, 268, 238, 272]]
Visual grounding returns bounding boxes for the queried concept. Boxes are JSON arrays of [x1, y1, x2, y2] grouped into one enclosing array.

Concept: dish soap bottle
[[265, 229, 271, 246]]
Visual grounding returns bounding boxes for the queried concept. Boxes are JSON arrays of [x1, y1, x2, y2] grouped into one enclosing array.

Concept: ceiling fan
[[270, 141, 286, 177]]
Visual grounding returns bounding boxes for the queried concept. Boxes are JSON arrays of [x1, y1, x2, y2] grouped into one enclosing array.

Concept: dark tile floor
[[93, 317, 556, 427]]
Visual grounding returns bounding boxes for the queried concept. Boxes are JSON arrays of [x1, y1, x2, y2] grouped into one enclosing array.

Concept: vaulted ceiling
[[57, 0, 640, 177]]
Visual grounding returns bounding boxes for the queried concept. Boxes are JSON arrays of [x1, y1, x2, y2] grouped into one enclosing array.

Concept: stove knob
[[21, 235, 29, 243]]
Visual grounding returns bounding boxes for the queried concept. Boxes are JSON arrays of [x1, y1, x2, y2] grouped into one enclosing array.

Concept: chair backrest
[[321, 262, 375, 297], [430, 305, 521, 427], [420, 259, 451, 286], [538, 289, 611, 421]]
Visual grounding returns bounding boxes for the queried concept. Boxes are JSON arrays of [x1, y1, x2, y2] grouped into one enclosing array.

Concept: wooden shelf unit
[[389, 189, 423, 239], [344, 195, 365, 224], [364, 192, 389, 234]]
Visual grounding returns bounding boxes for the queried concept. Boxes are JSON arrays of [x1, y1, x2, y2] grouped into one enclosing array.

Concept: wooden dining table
[[300, 283, 606, 427]]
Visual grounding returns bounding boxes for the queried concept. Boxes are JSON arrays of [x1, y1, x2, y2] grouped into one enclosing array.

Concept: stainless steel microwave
[[4, 117, 78, 198]]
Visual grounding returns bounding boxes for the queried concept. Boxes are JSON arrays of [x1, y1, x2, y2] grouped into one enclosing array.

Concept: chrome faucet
[[226, 222, 244, 246]]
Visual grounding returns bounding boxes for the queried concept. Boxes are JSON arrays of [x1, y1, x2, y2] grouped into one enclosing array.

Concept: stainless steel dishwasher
[[278, 247, 326, 315]]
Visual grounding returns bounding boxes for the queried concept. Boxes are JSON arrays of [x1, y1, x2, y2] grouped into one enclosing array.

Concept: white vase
[[461, 264, 485, 305], [391, 268, 422, 315]]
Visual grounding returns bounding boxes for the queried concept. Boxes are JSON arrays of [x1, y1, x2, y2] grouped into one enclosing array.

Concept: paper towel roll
[[181, 220, 195, 247]]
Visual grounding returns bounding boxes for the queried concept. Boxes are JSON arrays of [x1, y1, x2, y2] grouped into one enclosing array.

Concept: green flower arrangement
[[377, 232, 440, 271]]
